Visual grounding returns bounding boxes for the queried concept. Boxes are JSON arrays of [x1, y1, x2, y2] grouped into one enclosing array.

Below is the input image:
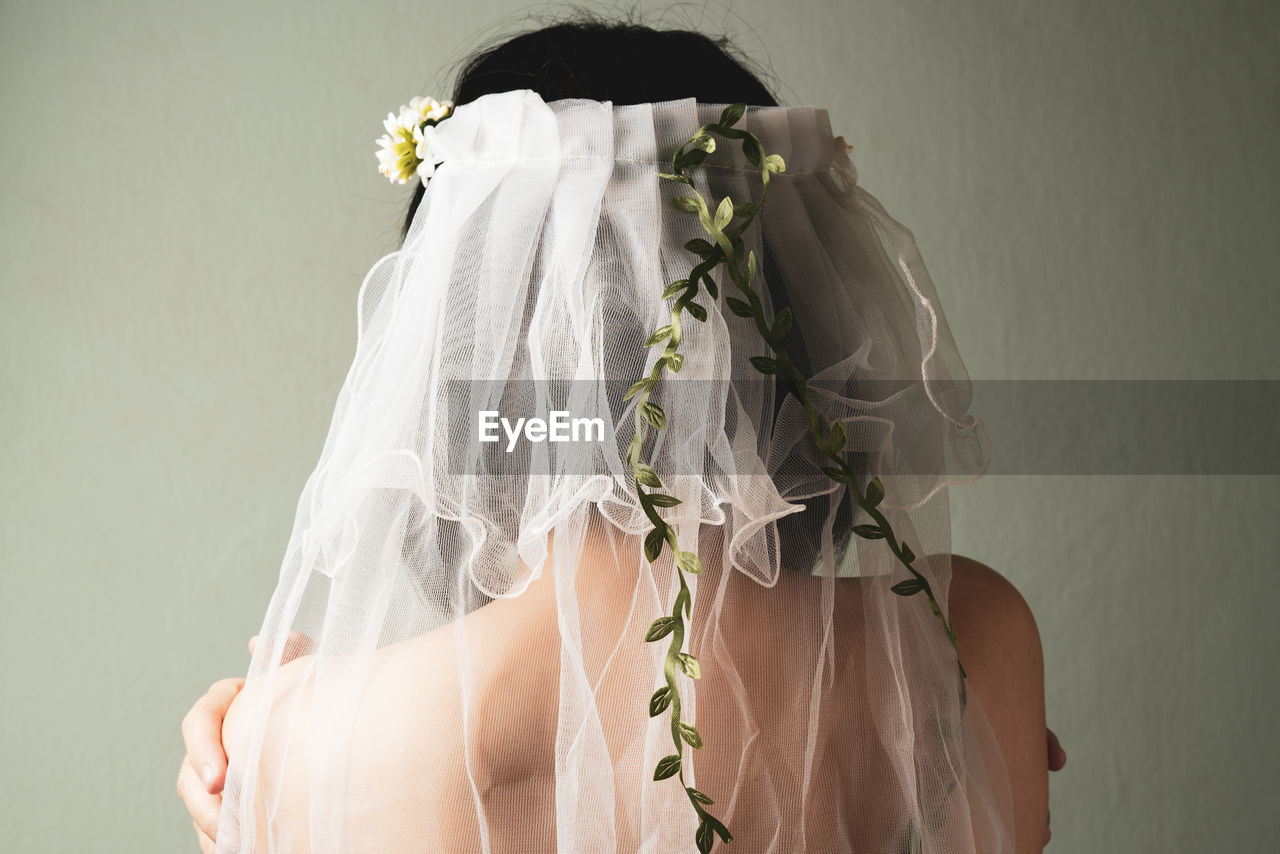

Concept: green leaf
[[726, 297, 754, 318], [852, 524, 885, 539], [645, 616, 677, 642], [704, 277, 718, 299], [657, 171, 691, 184], [672, 194, 703, 213], [676, 652, 701, 679], [696, 814, 734, 851], [830, 419, 847, 452], [771, 307, 793, 339], [666, 353, 684, 372], [763, 153, 786, 174], [644, 526, 665, 561], [684, 238, 714, 256], [663, 279, 689, 299], [746, 250, 757, 284], [685, 301, 708, 322], [705, 814, 732, 843], [641, 401, 667, 429], [821, 465, 852, 484], [649, 493, 682, 508], [742, 136, 763, 167], [654, 754, 682, 781], [891, 578, 926, 596], [696, 820, 715, 853], [675, 550, 703, 574], [900, 542, 915, 563], [645, 325, 673, 347], [713, 196, 734, 230], [623, 377, 651, 401], [650, 686, 673, 716], [865, 476, 885, 508], [635, 463, 662, 488], [719, 103, 746, 127], [678, 720, 703, 749], [733, 202, 756, 219], [750, 355, 778, 374], [687, 787, 714, 806], [676, 147, 707, 170]]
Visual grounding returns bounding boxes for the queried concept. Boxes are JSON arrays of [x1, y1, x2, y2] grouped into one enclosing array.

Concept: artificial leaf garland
[[633, 104, 968, 852]]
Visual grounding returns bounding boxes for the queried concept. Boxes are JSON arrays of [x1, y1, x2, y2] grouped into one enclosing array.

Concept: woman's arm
[[950, 555, 1051, 854]]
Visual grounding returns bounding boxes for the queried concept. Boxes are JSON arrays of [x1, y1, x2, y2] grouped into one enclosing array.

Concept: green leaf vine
[[635, 104, 966, 852]]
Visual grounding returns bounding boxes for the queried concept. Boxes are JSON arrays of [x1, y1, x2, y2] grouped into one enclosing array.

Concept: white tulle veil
[[217, 89, 1009, 853]]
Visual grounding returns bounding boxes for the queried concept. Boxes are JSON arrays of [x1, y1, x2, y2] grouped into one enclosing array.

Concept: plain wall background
[[2, 0, 1276, 850]]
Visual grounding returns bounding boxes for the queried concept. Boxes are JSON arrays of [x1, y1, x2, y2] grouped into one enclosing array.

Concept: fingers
[[181, 677, 245, 794], [177, 754, 222, 841], [1047, 726, 1067, 772], [248, 631, 315, 665], [1045, 727, 1062, 843]]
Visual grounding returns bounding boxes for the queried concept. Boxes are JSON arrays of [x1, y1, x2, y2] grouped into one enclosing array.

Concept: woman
[[177, 18, 1061, 852]]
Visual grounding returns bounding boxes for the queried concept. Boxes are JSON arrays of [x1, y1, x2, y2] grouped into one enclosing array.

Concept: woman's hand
[[1047, 727, 1067, 772], [1044, 726, 1067, 844], [177, 634, 313, 852], [177, 676, 243, 853]]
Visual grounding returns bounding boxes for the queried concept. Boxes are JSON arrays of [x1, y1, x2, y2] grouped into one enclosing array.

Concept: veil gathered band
[[218, 90, 1008, 853]]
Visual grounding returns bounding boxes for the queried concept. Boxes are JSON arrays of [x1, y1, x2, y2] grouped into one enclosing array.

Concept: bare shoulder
[[948, 554, 1041, 650], [945, 554, 1049, 854]]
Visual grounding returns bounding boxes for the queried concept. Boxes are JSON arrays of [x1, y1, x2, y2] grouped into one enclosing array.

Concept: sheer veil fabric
[[217, 90, 1010, 852]]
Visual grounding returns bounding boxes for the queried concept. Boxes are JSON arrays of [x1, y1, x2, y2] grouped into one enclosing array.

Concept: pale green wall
[[2, 0, 1276, 850]]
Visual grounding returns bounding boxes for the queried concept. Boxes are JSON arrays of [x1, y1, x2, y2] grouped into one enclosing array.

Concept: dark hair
[[406, 19, 856, 576], [400, 18, 779, 243]]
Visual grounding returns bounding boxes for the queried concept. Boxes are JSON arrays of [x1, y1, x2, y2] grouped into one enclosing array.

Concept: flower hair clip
[[375, 95, 454, 185]]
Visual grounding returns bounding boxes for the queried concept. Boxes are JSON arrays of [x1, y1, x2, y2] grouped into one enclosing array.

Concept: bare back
[[224, 552, 1045, 852]]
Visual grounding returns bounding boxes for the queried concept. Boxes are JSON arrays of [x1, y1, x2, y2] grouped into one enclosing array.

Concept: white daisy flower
[[375, 96, 454, 185], [375, 120, 420, 185], [412, 123, 445, 183], [404, 95, 454, 125]]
